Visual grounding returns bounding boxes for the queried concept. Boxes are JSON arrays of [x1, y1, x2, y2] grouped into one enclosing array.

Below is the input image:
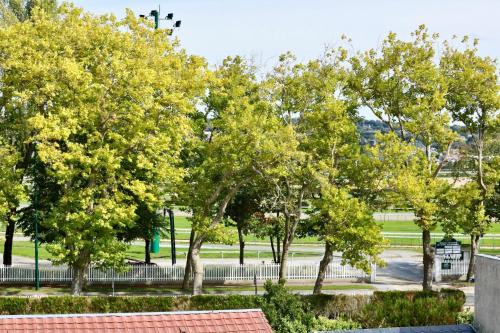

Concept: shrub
[[311, 316, 362, 331], [186, 295, 262, 311], [260, 281, 314, 333], [303, 294, 370, 319], [358, 289, 466, 327]]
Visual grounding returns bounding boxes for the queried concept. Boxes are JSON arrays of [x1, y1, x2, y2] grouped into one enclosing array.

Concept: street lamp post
[[33, 146, 40, 290], [139, 8, 181, 264], [140, 8, 181, 32]]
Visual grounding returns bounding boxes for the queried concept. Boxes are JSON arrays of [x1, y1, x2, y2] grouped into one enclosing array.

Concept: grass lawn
[[0, 283, 374, 296], [377, 220, 500, 234], [8, 241, 321, 262]]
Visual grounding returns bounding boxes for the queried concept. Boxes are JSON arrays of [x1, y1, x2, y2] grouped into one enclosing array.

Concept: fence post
[[370, 263, 377, 283], [434, 256, 442, 282]]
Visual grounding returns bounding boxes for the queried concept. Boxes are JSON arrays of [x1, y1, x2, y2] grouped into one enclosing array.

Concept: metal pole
[[168, 209, 176, 265], [34, 148, 40, 290]]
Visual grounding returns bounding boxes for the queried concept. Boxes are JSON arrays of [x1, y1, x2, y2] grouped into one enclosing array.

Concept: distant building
[[0, 309, 273, 333]]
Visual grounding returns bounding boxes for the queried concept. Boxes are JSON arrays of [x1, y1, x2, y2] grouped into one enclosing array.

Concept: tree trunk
[[467, 234, 480, 282], [237, 223, 245, 265], [422, 229, 434, 291], [191, 241, 203, 295], [278, 237, 291, 284], [276, 236, 281, 264], [182, 229, 195, 290], [2, 210, 16, 266], [144, 238, 151, 264], [71, 264, 88, 295], [314, 242, 333, 295], [270, 236, 277, 263]]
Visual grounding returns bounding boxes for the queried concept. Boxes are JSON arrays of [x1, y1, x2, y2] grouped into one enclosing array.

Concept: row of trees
[[0, 4, 498, 294]]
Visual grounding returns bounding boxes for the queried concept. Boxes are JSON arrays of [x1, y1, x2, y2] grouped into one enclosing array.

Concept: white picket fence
[[0, 262, 374, 285], [434, 257, 469, 282]]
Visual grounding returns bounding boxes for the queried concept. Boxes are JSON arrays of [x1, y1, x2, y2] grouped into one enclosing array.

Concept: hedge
[[357, 289, 466, 327], [0, 290, 466, 329]]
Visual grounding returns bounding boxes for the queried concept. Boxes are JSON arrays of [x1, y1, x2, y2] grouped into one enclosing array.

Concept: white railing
[[434, 257, 469, 282], [0, 262, 374, 284]]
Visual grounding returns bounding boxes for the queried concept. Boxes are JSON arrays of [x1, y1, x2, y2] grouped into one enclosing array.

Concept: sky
[[71, 0, 499, 119], [71, 0, 499, 67]]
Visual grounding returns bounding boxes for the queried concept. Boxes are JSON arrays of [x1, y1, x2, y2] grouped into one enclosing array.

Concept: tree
[[441, 38, 500, 279], [439, 182, 490, 281], [349, 26, 457, 290], [0, 0, 57, 266], [266, 50, 383, 284], [0, 5, 205, 294], [311, 184, 384, 294], [0, 140, 26, 265], [251, 212, 285, 264], [181, 56, 297, 294], [225, 184, 263, 265], [1, 0, 57, 25]]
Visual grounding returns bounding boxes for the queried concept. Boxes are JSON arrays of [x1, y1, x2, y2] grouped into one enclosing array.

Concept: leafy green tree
[[349, 26, 457, 290], [0, 5, 205, 293], [251, 212, 285, 264], [441, 38, 500, 279], [261, 281, 314, 333], [266, 50, 383, 286], [439, 182, 489, 280], [311, 184, 385, 294], [0, 0, 57, 25], [181, 56, 297, 294], [225, 183, 264, 265], [0, 140, 26, 265], [0, 0, 58, 266]]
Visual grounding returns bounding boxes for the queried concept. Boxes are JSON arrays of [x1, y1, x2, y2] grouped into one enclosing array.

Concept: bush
[[0, 288, 466, 329], [260, 281, 314, 333], [186, 295, 262, 311], [303, 294, 370, 319], [358, 289, 466, 328], [311, 316, 362, 331]]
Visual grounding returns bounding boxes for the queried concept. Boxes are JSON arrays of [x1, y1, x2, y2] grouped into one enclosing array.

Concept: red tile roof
[[0, 309, 273, 333]]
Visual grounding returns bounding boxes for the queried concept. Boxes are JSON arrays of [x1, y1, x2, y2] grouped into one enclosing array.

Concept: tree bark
[[182, 229, 195, 290], [467, 234, 480, 282], [314, 242, 334, 295], [237, 222, 245, 265], [144, 238, 151, 264], [422, 229, 434, 291], [71, 264, 88, 295], [279, 239, 290, 284], [2, 210, 16, 266], [190, 241, 203, 295], [270, 236, 277, 263]]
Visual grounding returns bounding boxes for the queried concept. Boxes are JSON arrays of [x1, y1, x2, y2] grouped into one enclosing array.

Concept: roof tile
[[0, 309, 273, 333]]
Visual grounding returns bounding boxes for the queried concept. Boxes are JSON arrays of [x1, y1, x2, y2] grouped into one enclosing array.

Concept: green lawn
[[8, 241, 321, 262], [377, 220, 500, 233]]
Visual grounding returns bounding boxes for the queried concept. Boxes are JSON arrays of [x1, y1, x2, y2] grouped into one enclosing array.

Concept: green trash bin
[[150, 229, 160, 254]]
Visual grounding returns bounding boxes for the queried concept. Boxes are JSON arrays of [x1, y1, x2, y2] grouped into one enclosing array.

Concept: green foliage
[[456, 309, 474, 325], [311, 316, 361, 331], [186, 295, 262, 311], [0, 290, 466, 329], [0, 140, 26, 219], [303, 293, 370, 319], [358, 290, 466, 327], [310, 184, 386, 272], [261, 281, 314, 333], [0, 4, 206, 282]]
